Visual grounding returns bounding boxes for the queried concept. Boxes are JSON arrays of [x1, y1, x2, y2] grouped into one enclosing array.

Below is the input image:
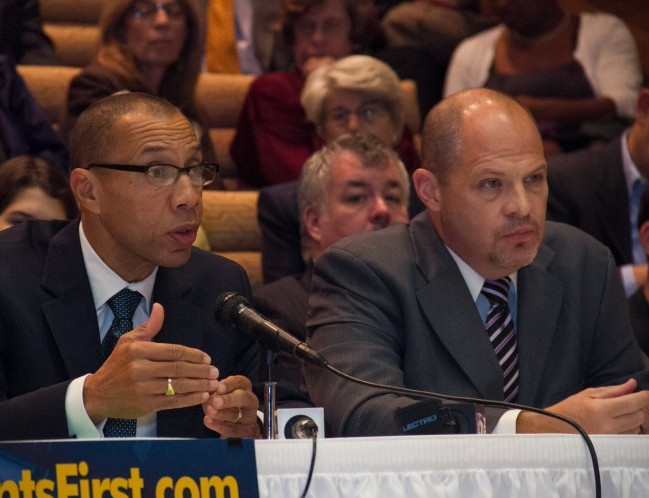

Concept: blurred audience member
[[547, 85, 649, 297], [253, 133, 409, 400], [0, 55, 68, 173], [445, 0, 642, 156], [258, 54, 422, 282], [61, 0, 216, 165], [629, 189, 649, 356], [0, 156, 77, 231], [230, 0, 382, 188], [204, 0, 286, 75], [0, 0, 59, 65], [381, 1, 495, 106]]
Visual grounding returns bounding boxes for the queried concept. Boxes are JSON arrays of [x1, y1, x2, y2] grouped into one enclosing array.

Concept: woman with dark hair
[[0, 156, 77, 230], [61, 0, 203, 141], [230, 0, 383, 188]]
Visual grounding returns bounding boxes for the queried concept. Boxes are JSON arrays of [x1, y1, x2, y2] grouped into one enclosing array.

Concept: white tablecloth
[[255, 434, 649, 497]]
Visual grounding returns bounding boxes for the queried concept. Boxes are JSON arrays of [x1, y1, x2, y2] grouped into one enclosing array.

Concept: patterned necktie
[[101, 288, 142, 437], [481, 278, 519, 403]]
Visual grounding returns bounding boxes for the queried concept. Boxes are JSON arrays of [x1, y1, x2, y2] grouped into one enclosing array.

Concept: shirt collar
[[446, 245, 518, 301], [79, 222, 157, 311]]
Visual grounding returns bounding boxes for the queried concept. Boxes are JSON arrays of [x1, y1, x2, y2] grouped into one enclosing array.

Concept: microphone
[[215, 292, 329, 368]]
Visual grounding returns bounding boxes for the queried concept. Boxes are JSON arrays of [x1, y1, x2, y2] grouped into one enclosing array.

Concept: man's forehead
[[113, 112, 199, 157]]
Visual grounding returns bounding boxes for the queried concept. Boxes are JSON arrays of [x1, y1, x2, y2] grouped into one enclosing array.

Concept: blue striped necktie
[[101, 288, 142, 437], [481, 278, 519, 402]]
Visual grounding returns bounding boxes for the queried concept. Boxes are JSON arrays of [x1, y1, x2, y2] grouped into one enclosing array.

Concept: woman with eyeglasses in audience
[[0, 156, 77, 231], [60, 0, 216, 169], [230, 0, 384, 188]]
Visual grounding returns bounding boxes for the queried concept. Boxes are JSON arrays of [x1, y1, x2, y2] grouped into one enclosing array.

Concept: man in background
[[547, 78, 649, 297], [254, 132, 409, 402]]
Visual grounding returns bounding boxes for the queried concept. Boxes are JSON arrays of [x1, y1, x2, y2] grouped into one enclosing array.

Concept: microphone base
[[276, 407, 325, 439]]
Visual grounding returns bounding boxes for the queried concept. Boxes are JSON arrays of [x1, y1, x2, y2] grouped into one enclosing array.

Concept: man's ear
[[303, 207, 323, 243], [640, 220, 649, 255], [69, 168, 101, 215], [412, 168, 442, 212]]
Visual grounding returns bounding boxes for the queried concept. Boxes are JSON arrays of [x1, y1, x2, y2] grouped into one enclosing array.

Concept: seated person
[[0, 0, 59, 65], [0, 156, 77, 230], [381, 0, 496, 108], [0, 55, 68, 174], [303, 88, 649, 437], [547, 83, 649, 296], [204, 0, 286, 75], [258, 54, 422, 282], [230, 0, 383, 187], [60, 0, 217, 173], [0, 92, 260, 440], [629, 190, 649, 356], [444, 0, 642, 155], [253, 132, 409, 402]]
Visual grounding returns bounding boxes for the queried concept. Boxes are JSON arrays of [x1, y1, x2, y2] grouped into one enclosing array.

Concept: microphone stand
[[263, 349, 277, 439]]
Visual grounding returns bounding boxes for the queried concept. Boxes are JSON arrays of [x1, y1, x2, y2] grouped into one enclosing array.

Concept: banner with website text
[[0, 438, 259, 498]]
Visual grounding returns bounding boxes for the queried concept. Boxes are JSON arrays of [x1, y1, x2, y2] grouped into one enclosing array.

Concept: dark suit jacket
[[629, 289, 649, 357], [253, 270, 313, 407], [0, 0, 58, 65], [0, 55, 69, 173], [547, 137, 632, 266], [304, 212, 649, 436], [0, 220, 260, 440]]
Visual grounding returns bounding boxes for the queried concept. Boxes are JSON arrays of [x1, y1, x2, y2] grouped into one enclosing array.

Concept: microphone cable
[[324, 364, 601, 498], [299, 426, 318, 498]]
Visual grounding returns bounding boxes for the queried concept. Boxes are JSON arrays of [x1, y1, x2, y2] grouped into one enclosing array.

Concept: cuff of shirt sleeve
[[66, 374, 104, 438], [492, 409, 521, 434]]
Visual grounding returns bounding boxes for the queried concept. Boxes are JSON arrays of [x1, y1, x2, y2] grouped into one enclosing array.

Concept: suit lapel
[[516, 244, 564, 405], [40, 221, 103, 378], [152, 266, 204, 436], [411, 214, 505, 399]]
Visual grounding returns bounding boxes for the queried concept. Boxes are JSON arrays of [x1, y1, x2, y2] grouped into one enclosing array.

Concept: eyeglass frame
[[85, 162, 219, 187], [325, 101, 392, 128], [130, 1, 186, 21]]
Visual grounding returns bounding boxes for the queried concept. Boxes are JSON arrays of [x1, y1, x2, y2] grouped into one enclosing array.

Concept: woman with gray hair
[[301, 54, 412, 159]]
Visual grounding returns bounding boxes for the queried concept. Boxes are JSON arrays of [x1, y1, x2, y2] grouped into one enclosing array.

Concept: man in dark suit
[[254, 133, 410, 402], [0, 92, 261, 440], [547, 85, 649, 296], [629, 190, 649, 356], [304, 88, 649, 437]]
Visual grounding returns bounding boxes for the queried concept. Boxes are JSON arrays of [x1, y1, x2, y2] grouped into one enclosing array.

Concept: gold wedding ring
[[165, 378, 175, 396], [234, 407, 243, 424]]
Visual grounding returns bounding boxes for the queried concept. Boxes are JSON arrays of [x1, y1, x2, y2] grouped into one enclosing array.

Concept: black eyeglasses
[[86, 163, 219, 187], [326, 102, 391, 128], [131, 1, 186, 21]]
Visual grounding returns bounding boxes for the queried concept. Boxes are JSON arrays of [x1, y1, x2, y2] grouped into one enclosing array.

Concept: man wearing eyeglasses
[[0, 92, 261, 440]]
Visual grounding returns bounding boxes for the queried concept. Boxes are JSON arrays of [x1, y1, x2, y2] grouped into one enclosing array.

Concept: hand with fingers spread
[[517, 379, 649, 434], [83, 303, 220, 423], [202, 375, 261, 438]]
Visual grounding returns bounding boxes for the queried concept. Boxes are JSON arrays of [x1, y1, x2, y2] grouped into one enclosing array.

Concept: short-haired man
[[628, 189, 649, 356], [254, 132, 409, 401], [547, 84, 649, 296], [304, 88, 649, 437], [0, 93, 261, 440]]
